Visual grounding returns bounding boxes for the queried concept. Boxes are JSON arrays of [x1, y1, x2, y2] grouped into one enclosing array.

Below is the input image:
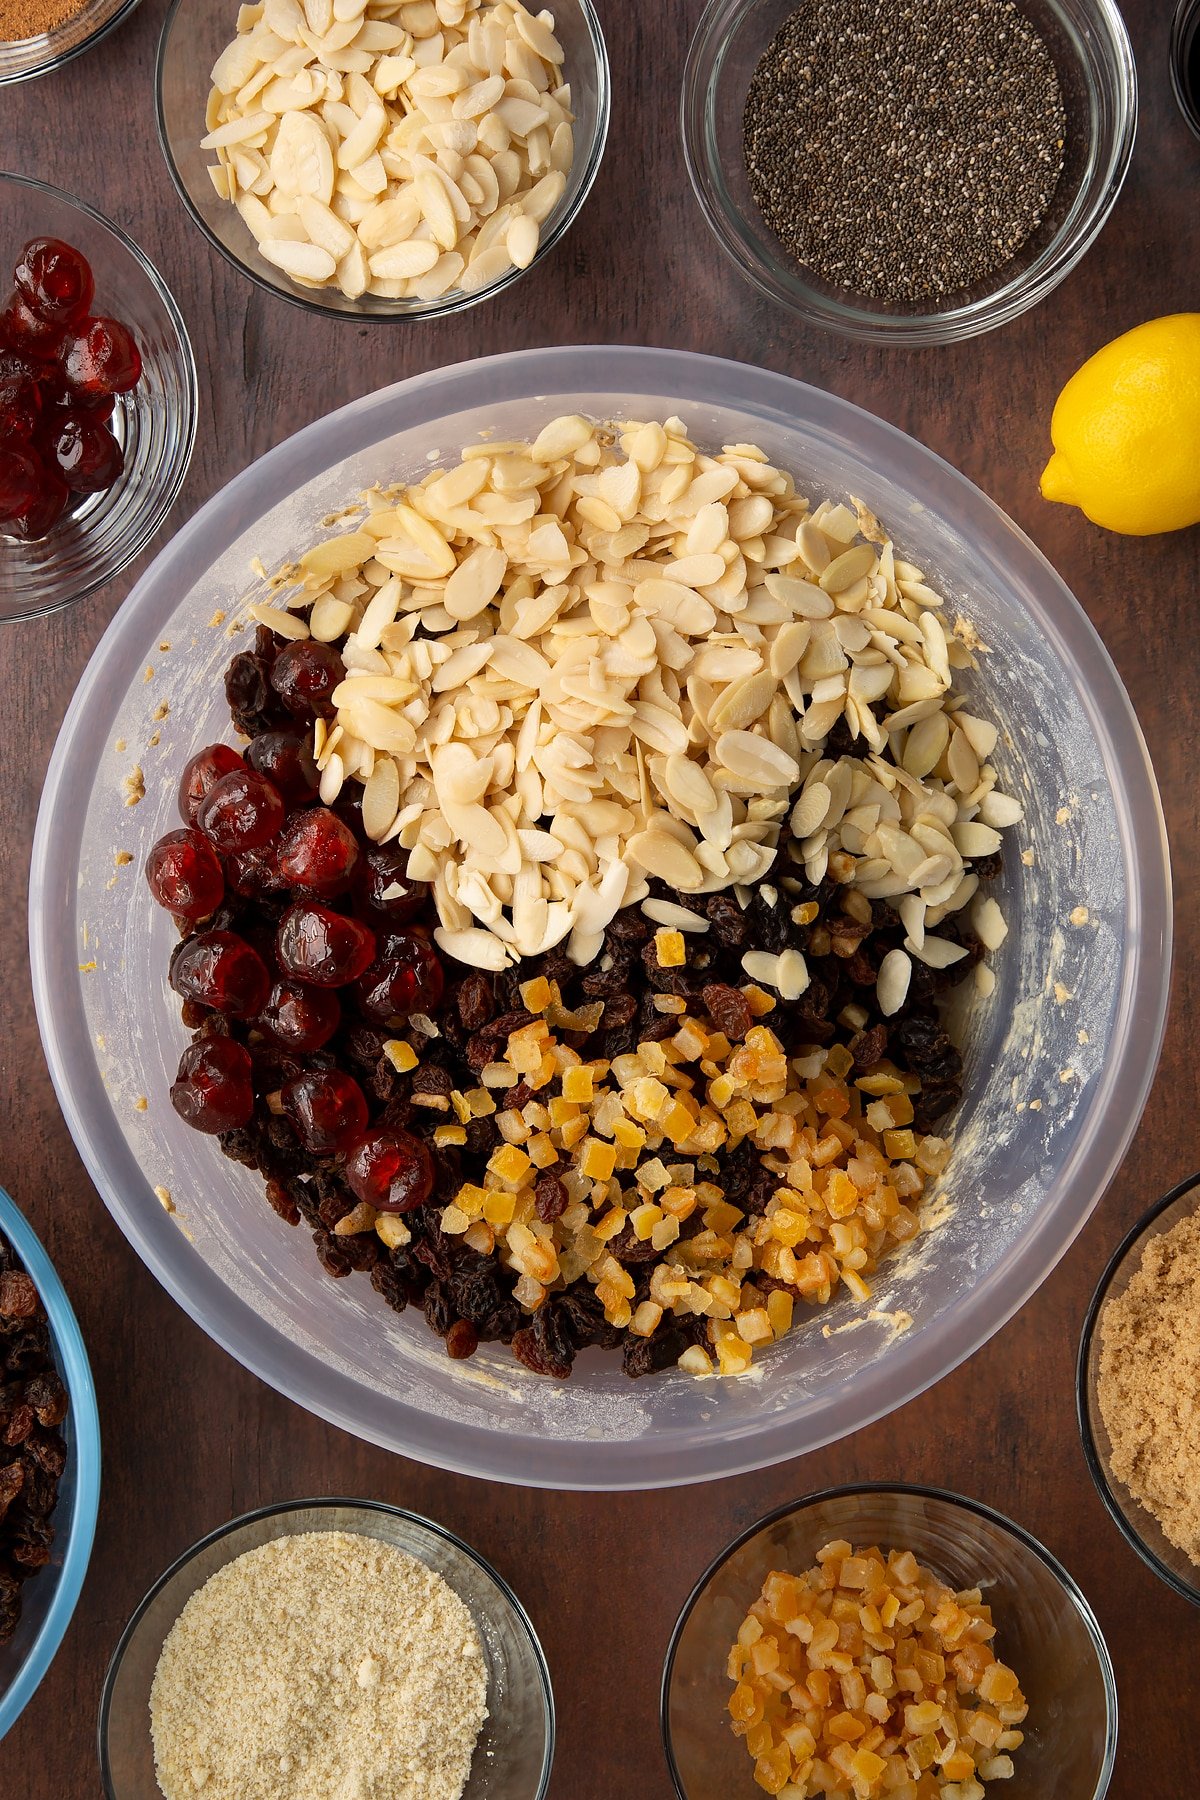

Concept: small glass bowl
[[1171, 0, 1200, 140], [0, 1184, 101, 1743], [98, 1497, 555, 1799], [154, 0, 610, 323], [0, 0, 142, 87], [662, 1484, 1117, 1800], [681, 0, 1137, 344], [1078, 1172, 1200, 1607], [0, 173, 198, 623]]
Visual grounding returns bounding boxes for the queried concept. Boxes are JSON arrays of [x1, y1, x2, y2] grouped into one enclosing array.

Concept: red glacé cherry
[[170, 932, 272, 1018], [353, 844, 429, 922], [6, 468, 68, 540], [245, 731, 319, 806], [277, 808, 360, 896], [145, 828, 225, 920], [258, 979, 341, 1052], [269, 639, 345, 721], [345, 1129, 434, 1213], [1, 290, 64, 354], [0, 348, 42, 411], [356, 931, 444, 1023], [276, 903, 376, 988], [42, 411, 123, 493], [170, 1036, 254, 1133], [59, 316, 142, 399], [197, 768, 285, 853], [178, 743, 245, 826], [282, 1069, 369, 1155], [0, 447, 43, 524], [226, 842, 285, 899], [15, 239, 95, 328]]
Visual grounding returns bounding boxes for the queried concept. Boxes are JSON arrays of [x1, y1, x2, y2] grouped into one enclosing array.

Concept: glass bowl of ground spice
[[681, 0, 1137, 344], [0, 0, 142, 86], [662, 1485, 1119, 1799], [99, 1497, 555, 1800], [1078, 1173, 1200, 1608]]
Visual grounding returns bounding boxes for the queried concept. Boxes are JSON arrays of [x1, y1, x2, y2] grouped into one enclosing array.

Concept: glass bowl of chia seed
[[681, 0, 1137, 344]]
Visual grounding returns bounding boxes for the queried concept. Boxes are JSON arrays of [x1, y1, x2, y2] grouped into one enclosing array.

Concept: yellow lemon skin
[[1040, 313, 1200, 535]]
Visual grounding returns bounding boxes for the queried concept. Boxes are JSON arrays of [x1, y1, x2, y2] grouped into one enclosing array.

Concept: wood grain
[[2, 2, 1199, 1794]]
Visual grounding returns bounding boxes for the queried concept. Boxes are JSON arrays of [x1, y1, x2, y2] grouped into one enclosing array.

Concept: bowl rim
[[659, 1480, 1119, 1800], [0, 0, 143, 89], [679, 0, 1139, 345], [0, 1184, 101, 1744], [1076, 1169, 1200, 1609], [1170, 0, 1200, 140], [0, 169, 199, 623], [29, 343, 1173, 1491], [152, 0, 612, 324], [96, 1494, 556, 1800]]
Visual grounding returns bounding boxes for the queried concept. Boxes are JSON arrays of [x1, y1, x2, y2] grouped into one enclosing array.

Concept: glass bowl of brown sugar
[[0, 0, 143, 87], [1078, 1172, 1200, 1607], [681, 0, 1138, 344]]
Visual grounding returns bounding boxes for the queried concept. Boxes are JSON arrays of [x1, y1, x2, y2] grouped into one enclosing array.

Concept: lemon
[[1040, 314, 1200, 535]]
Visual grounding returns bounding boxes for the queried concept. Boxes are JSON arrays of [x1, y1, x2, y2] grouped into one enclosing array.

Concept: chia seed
[[742, 0, 1068, 303]]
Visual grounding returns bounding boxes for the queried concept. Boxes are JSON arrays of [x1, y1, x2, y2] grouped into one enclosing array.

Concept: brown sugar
[[1096, 1210, 1200, 1566], [0, 0, 88, 43]]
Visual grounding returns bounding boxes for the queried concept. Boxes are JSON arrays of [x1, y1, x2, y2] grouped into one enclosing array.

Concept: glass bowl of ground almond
[[662, 1485, 1118, 1799], [98, 1497, 555, 1800], [31, 345, 1171, 1491], [1078, 1173, 1200, 1607], [681, 0, 1137, 344]]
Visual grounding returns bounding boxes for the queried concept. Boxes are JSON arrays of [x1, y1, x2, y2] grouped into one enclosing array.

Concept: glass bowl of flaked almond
[[31, 345, 1171, 1491]]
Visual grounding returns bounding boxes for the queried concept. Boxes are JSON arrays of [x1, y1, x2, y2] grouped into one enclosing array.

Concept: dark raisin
[[423, 1281, 454, 1338], [456, 973, 494, 1032], [606, 910, 652, 946], [555, 1285, 622, 1351], [701, 982, 754, 1041], [705, 892, 749, 947], [21, 1372, 67, 1429], [534, 1172, 569, 1223], [600, 992, 637, 1029], [371, 1260, 409, 1314], [445, 1319, 479, 1360], [622, 1319, 702, 1377], [0, 1274, 38, 1321], [606, 1223, 661, 1265], [511, 1316, 573, 1378], [582, 959, 631, 999], [2, 1407, 33, 1447], [263, 1178, 301, 1226], [24, 1430, 66, 1479], [314, 1231, 354, 1278], [412, 1065, 453, 1106], [849, 1023, 888, 1073]]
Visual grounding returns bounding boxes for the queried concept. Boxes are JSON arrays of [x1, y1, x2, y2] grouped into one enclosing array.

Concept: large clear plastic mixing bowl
[[29, 347, 1171, 1491]]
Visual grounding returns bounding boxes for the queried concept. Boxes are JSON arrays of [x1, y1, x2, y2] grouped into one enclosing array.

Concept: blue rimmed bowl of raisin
[[0, 1185, 100, 1741], [0, 171, 197, 622]]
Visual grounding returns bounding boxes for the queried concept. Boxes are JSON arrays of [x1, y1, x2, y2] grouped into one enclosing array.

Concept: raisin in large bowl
[[30, 347, 1170, 1490]]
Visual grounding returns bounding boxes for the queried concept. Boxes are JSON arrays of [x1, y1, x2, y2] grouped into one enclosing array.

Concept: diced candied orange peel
[[727, 1543, 1027, 1797]]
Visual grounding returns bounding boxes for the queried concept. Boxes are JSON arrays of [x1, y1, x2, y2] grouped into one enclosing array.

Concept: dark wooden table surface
[[3, 1, 1199, 1794]]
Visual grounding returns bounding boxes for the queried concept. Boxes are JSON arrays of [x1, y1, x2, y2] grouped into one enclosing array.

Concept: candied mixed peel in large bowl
[[32, 348, 1169, 1488]]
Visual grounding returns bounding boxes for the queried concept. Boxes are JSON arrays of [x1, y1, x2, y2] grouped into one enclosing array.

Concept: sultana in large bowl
[[29, 346, 1170, 1490]]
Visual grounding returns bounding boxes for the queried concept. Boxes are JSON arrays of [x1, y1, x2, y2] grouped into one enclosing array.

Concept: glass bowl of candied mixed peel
[[662, 1485, 1118, 1799], [30, 345, 1170, 1490]]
